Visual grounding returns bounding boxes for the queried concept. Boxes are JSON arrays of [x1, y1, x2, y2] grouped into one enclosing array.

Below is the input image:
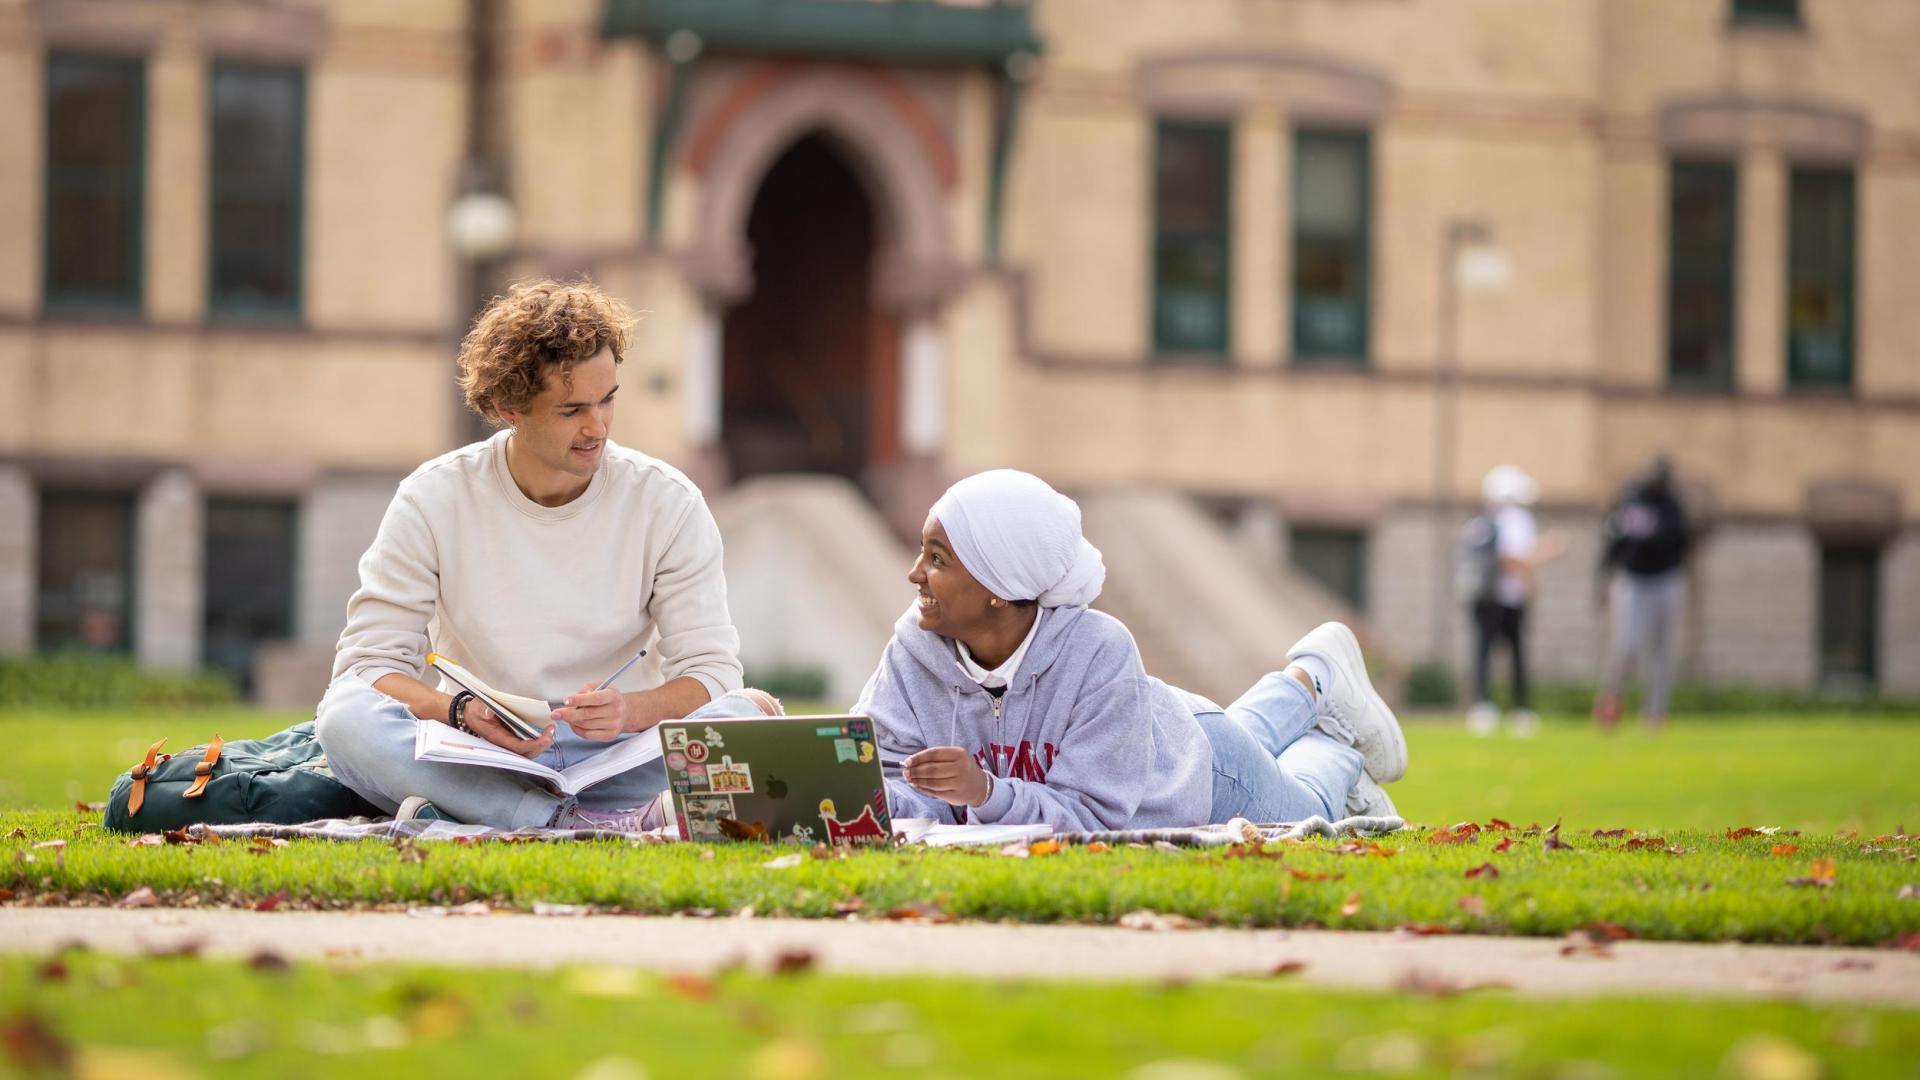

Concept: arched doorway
[[721, 133, 897, 481]]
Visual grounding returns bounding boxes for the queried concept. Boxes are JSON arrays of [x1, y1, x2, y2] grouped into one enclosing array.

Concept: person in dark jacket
[[1593, 454, 1691, 730]]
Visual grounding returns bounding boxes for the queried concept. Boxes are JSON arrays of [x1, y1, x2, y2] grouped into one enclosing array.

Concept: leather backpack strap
[[127, 738, 170, 816], [182, 735, 225, 799]]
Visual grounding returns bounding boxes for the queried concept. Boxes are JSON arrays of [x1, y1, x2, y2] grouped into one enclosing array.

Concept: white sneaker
[[1288, 622, 1407, 783], [558, 795, 667, 833], [1345, 772, 1398, 818], [1508, 709, 1541, 738], [1465, 701, 1499, 737]]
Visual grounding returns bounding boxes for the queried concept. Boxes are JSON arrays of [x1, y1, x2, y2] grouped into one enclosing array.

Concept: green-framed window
[[1152, 119, 1232, 357], [1818, 541, 1877, 688], [36, 490, 137, 654], [1666, 160, 1738, 388], [1290, 525, 1369, 612], [1731, 0, 1800, 25], [203, 497, 299, 692], [1786, 165, 1855, 390], [209, 62, 305, 318], [43, 53, 145, 313], [1292, 128, 1371, 363]]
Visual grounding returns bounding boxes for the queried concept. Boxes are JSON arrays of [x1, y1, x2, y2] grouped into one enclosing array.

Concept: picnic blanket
[[186, 813, 1405, 847]]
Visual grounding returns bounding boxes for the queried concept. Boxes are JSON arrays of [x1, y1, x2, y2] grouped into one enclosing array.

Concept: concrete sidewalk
[[2, 908, 1916, 1005]]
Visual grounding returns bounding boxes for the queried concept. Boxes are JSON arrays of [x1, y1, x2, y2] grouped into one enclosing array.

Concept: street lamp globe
[[447, 190, 517, 261]]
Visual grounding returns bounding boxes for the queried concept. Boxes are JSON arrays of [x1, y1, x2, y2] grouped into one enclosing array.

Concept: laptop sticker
[[708, 756, 753, 794], [687, 764, 707, 783], [858, 741, 875, 763], [833, 738, 858, 763], [665, 729, 689, 752], [817, 797, 888, 844], [684, 795, 734, 840], [684, 740, 710, 764], [702, 726, 727, 749], [665, 751, 687, 772]]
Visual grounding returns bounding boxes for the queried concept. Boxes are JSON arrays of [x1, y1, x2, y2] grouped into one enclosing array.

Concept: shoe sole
[[1297, 622, 1407, 783]]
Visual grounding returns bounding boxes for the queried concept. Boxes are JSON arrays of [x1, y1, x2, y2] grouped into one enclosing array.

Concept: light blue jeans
[[1194, 670, 1365, 823], [315, 674, 764, 828]]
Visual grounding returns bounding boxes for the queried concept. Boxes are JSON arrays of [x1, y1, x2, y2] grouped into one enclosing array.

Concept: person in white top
[[1465, 466, 1566, 736], [315, 279, 772, 830]]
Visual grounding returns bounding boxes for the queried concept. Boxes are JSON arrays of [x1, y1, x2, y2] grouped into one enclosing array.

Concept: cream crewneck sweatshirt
[[332, 430, 743, 707]]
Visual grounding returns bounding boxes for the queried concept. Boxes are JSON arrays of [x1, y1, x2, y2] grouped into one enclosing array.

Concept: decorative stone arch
[[673, 62, 960, 505], [679, 63, 961, 313]]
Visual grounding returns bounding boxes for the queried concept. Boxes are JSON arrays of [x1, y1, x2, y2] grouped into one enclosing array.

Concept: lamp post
[[1429, 219, 1511, 667]]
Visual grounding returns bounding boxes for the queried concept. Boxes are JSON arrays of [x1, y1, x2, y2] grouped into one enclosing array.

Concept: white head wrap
[[930, 470, 1106, 608]]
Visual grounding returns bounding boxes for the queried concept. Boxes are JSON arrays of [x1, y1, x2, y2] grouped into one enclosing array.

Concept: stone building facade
[[1, 0, 1915, 701]]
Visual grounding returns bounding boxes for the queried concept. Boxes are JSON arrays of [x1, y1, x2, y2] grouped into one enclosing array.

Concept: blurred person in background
[[1462, 465, 1566, 737], [1593, 454, 1691, 731]]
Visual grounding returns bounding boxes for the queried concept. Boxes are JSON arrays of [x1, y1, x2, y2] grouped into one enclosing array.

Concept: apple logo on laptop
[[766, 775, 789, 800]]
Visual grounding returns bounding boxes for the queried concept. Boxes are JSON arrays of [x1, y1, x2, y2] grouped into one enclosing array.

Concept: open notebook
[[412, 720, 662, 797]]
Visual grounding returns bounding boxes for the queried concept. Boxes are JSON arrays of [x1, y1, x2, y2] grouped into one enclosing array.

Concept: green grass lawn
[[3, 709, 1917, 945], [11, 708, 1919, 832], [4, 951, 1916, 1079]]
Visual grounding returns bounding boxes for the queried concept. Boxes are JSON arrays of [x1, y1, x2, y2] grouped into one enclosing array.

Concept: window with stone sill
[[44, 53, 145, 313], [1730, 0, 1801, 27], [1152, 119, 1233, 358], [1786, 165, 1855, 390], [1292, 128, 1371, 364], [209, 63, 305, 319]]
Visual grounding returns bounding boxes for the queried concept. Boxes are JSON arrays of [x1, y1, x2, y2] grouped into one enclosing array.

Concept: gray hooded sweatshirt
[[854, 603, 1215, 830]]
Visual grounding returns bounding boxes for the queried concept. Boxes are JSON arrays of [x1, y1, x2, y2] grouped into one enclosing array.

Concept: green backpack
[[103, 721, 382, 832]]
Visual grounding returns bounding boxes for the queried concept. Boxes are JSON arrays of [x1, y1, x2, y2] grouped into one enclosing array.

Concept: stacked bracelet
[[448, 690, 476, 733]]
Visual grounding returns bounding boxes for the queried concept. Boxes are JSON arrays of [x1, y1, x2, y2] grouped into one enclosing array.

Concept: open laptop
[[654, 714, 892, 845]]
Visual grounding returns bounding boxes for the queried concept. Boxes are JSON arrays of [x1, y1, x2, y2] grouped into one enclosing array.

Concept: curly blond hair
[[457, 279, 637, 424]]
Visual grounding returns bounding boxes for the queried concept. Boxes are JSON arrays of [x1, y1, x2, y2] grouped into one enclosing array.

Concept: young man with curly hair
[[316, 279, 769, 830]]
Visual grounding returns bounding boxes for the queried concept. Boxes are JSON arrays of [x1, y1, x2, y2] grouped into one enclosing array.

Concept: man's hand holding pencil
[[551, 650, 648, 741]]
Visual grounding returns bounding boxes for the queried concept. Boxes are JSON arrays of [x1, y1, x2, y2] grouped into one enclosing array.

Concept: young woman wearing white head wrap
[[854, 469, 1408, 831]]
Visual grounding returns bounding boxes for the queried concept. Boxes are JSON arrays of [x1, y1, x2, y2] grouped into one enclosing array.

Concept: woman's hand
[[903, 746, 993, 807], [554, 685, 631, 741], [461, 699, 555, 759]]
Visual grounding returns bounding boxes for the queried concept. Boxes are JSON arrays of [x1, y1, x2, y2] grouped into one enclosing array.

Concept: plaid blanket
[[188, 813, 1405, 848]]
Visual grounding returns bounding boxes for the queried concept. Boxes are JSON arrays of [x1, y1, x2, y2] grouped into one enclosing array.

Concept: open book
[[427, 653, 554, 740], [413, 719, 664, 797]]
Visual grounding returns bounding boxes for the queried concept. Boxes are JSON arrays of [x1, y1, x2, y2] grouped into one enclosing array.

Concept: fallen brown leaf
[[4, 828, 24, 839], [74, 801, 104, 814], [33, 959, 67, 983], [1464, 862, 1499, 880], [142, 938, 205, 959], [1726, 826, 1764, 840], [1485, 818, 1514, 832], [1028, 839, 1063, 857], [1086, 841, 1111, 853], [116, 886, 156, 910], [30, 840, 65, 851], [830, 896, 866, 915], [1393, 968, 1514, 997], [247, 949, 291, 973], [717, 818, 769, 842], [1558, 930, 1614, 958], [1889, 933, 1920, 951], [1426, 827, 1474, 846], [1587, 921, 1636, 942], [1269, 960, 1307, 976], [1833, 958, 1874, 971], [1457, 894, 1488, 916], [1339, 891, 1363, 918], [254, 890, 288, 912], [1541, 821, 1572, 852], [1492, 836, 1515, 854], [391, 837, 428, 864], [0, 1012, 72, 1072], [127, 834, 165, 848], [1397, 923, 1452, 936], [770, 948, 816, 975], [664, 972, 716, 1001], [1787, 857, 1838, 888], [1625, 836, 1669, 850], [1591, 828, 1631, 839], [1897, 884, 1918, 901], [882, 901, 950, 923], [1771, 844, 1801, 858], [1286, 866, 1345, 882]]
